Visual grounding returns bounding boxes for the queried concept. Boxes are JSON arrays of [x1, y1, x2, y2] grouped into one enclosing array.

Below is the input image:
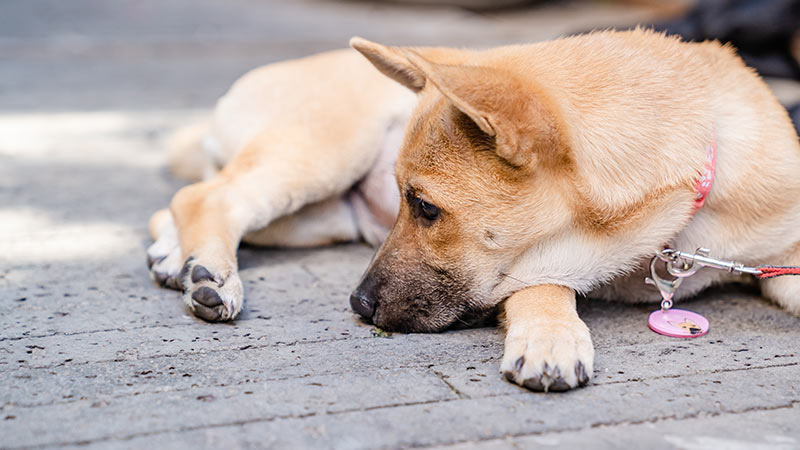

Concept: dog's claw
[[502, 356, 526, 382], [147, 254, 165, 270], [576, 362, 589, 385], [514, 356, 525, 373], [178, 257, 194, 283], [513, 364, 572, 393]]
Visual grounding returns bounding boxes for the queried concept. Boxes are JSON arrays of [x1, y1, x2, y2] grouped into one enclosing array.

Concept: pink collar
[[691, 136, 717, 213]]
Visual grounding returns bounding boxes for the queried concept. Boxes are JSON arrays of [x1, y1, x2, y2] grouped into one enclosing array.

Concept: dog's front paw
[[500, 319, 594, 392], [179, 257, 243, 322]]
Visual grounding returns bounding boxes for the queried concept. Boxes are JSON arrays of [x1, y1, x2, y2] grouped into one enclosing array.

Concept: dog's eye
[[419, 199, 440, 221], [409, 196, 440, 222]]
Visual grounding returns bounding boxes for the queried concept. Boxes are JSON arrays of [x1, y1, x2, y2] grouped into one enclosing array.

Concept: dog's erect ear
[[350, 37, 426, 92], [351, 38, 560, 168], [406, 53, 558, 168]]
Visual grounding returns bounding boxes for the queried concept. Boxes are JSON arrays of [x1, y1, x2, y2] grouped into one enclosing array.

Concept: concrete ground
[[1, 1, 799, 448]]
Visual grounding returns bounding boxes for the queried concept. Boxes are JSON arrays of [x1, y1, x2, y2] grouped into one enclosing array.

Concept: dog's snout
[[350, 289, 376, 320]]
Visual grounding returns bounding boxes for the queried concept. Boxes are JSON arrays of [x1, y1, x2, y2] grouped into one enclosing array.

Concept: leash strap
[[757, 266, 800, 278]]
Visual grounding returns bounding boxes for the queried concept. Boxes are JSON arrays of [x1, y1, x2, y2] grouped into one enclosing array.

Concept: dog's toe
[[191, 300, 227, 322], [147, 229, 183, 291], [522, 375, 546, 391], [150, 262, 183, 291], [185, 283, 239, 322]]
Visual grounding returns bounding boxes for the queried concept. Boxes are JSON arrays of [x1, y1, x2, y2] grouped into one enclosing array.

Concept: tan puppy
[[148, 29, 800, 392]]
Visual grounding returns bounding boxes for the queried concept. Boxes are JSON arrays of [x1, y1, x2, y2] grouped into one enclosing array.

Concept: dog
[[670, 318, 703, 335], [148, 28, 800, 392]]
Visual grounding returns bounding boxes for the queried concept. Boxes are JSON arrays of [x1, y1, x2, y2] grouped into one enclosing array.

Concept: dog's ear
[[406, 53, 559, 168], [350, 37, 426, 92], [351, 38, 560, 168]]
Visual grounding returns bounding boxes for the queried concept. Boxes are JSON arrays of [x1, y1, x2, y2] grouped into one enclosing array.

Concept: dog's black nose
[[350, 290, 375, 320]]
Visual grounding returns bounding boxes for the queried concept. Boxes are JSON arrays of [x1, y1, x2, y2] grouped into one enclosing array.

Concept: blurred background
[[1, 0, 797, 116]]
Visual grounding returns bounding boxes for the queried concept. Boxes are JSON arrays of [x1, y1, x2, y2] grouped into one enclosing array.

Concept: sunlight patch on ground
[[0, 109, 205, 168], [0, 207, 143, 263]]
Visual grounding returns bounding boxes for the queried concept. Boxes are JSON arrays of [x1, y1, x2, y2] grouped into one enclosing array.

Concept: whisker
[[499, 272, 531, 287]]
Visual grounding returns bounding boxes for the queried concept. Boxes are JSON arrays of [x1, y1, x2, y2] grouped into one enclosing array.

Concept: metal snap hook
[[645, 255, 682, 311]]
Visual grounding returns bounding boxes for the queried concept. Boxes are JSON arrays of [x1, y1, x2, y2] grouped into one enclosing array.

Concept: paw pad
[[192, 286, 223, 307], [191, 265, 216, 284]]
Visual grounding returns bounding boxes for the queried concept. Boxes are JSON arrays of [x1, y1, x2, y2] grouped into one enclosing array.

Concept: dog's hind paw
[[147, 224, 184, 291], [179, 257, 243, 322], [500, 319, 594, 392]]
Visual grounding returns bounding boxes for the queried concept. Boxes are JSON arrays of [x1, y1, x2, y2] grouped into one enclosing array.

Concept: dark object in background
[[654, 0, 800, 135], [790, 104, 800, 132], [654, 0, 800, 79], [369, 0, 536, 9]]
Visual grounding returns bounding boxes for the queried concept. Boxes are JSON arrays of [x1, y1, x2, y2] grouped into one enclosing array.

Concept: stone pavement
[[1, 1, 799, 448]]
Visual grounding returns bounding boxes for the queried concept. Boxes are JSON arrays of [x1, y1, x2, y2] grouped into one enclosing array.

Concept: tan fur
[[149, 29, 800, 391], [163, 119, 214, 181]]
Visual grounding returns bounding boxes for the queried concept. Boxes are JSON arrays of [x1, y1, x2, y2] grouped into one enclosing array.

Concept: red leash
[[756, 266, 800, 278]]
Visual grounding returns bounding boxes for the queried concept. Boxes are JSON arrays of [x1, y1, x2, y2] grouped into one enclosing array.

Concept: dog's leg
[[500, 284, 594, 392], [147, 195, 361, 288], [157, 122, 385, 321], [241, 195, 360, 248], [759, 241, 800, 316]]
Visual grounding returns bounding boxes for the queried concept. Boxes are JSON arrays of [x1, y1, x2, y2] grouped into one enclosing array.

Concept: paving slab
[[431, 404, 800, 449], [3, 367, 458, 449], [40, 365, 800, 449], [1, 0, 800, 449]]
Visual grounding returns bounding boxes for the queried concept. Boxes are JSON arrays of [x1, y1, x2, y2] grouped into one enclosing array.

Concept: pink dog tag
[[648, 308, 709, 338]]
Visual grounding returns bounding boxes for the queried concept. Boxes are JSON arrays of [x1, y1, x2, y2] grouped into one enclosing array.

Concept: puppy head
[[349, 38, 573, 332]]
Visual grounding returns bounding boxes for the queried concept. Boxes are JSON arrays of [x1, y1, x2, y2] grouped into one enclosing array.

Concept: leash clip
[[660, 247, 761, 276], [647, 247, 763, 311], [645, 253, 683, 311]]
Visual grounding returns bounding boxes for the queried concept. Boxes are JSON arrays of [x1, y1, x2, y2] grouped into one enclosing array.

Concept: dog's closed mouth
[[448, 308, 499, 330]]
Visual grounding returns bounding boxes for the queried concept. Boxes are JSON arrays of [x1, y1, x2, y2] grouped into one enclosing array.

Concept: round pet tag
[[648, 308, 709, 338]]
